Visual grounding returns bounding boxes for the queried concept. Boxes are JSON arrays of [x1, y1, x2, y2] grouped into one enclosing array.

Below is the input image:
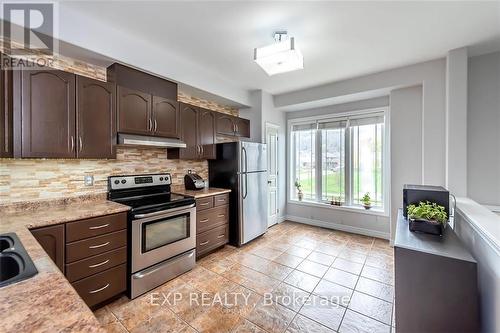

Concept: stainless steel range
[[107, 173, 196, 299]]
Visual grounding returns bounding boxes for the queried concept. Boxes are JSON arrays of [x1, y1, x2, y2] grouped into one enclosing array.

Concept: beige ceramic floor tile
[[128, 309, 190, 333], [355, 277, 394, 302], [361, 266, 394, 285], [286, 246, 313, 259], [299, 295, 346, 331], [313, 279, 353, 306], [332, 257, 364, 275], [286, 314, 336, 333], [273, 253, 304, 268], [323, 268, 359, 290], [306, 251, 335, 266], [246, 298, 296, 333], [284, 270, 321, 293], [348, 291, 392, 325], [232, 319, 269, 333], [337, 249, 368, 264], [270, 282, 311, 312], [339, 309, 391, 333], [223, 285, 261, 318], [189, 303, 242, 333], [296, 260, 329, 278]]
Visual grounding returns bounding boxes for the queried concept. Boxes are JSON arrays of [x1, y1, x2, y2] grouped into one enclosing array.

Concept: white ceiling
[[61, 1, 500, 98]]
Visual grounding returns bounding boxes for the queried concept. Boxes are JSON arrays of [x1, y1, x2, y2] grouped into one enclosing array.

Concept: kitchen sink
[[0, 233, 38, 287]]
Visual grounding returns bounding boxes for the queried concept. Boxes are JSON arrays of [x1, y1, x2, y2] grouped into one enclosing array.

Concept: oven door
[[131, 204, 196, 273]]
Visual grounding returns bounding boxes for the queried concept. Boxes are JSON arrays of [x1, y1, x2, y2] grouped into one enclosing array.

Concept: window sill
[[288, 199, 389, 217]]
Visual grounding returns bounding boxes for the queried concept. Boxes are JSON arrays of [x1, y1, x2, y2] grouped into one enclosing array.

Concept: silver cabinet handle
[[148, 118, 153, 131], [217, 214, 225, 218], [89, 241, 110, 249], [235, 124, 239, 133], [217, 198, 226, 202], [88, 259, 110, 268], [89, 223, 109, 230], [79, 136, 83, 153], [217, 234, 225, 239], [201, 145, 204, 156], [154, 119, 158, 131], [200, 241, 209, 246], [89, 283, 110, 294], [70, 136, 75, 152], [200, 218, 209, 223], [200, 202, 210, 206]]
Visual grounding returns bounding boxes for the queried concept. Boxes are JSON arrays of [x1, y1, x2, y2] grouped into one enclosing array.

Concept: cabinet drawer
[[196, 224, 229, 257], [72, 264, 126, 308], [214, 193, 229, 207], [197, 205, 229, 234], [65, 246, 127, 282], [66, 230, 127, 263], [196, 197, 213, 211], [66, 213, 127, 242]]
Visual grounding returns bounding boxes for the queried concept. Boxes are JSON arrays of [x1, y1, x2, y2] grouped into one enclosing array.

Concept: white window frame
[[288, 107, 390, 216]]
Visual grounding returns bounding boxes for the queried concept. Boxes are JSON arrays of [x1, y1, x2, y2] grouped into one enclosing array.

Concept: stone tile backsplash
[[0, 147, 208, 204]]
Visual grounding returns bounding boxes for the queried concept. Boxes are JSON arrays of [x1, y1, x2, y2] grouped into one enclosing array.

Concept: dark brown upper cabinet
[[198, 108, 216, 159], [0, 54, 13, 158], [117, 86, 152, 136], [152, 96, 179, 138], [109, 63, 180, 139], [31, 224, 65, 273], [76, 76, 116, 159], [18, 68, 76, 158], [169, 103, 216, 160], [215, 113, 250, 138]]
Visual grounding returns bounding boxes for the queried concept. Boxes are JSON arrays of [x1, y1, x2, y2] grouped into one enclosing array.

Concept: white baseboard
[[285, 214, 390, 240], [278, 215, 287, 223]]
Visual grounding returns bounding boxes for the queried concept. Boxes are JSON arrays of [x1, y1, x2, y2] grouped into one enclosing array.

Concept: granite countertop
[[0, 196, 130, 333], [172, 186, 231, 199]]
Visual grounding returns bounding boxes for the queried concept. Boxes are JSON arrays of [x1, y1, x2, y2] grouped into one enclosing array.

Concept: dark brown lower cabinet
[[195, 193, 230, 259], [0, 56, 13, 157], [31, 224, 65, 272], [30, 212, 128, 308]]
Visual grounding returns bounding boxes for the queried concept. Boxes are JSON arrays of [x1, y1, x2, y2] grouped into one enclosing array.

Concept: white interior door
[[266, 124, 279, 227]]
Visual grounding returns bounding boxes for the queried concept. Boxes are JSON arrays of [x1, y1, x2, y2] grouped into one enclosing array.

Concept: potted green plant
[[294, 180, 303, 201], [361, 192, 371, 209], [407, 201, 448, 235]]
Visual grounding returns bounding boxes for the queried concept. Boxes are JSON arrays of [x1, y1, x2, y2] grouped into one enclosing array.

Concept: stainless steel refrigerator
[[208, 141, 268, 246]]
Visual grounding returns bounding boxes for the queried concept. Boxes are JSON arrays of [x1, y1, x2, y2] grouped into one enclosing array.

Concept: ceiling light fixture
[[254, 31, 303, 76]]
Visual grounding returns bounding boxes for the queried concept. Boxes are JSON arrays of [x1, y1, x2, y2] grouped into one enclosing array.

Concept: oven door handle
[[133, 203, 195, 219], [133, 250, 195, 279]]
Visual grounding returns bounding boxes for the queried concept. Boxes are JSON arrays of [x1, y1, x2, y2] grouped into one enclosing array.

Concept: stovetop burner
[[107, 173, 195, 214]]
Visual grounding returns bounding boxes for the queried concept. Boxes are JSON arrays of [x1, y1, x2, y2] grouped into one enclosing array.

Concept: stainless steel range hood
[[118, 134, 186, 148]]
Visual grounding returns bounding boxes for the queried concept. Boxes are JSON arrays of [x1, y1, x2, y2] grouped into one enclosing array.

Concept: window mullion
[[315, 125, 322, 202], [345, 125, 352, 206]]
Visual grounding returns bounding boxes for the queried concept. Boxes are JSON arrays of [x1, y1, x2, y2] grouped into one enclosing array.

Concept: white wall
[[467, 51, 500, 206], [390, 86, 424, 240], [239, 90, 287, 222], [281, 59, 446, 240], [446, 47, 468, 196]]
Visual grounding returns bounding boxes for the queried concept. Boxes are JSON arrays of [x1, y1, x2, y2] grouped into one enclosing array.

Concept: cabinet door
[[179, 103, 199, 159], [235, 117, 250, 138], [76, 76, 116, 158], [21, 69, 76, 158], [216, 113, 236, 136], [152, 96, 179, 138], [198, 108, 216, 159], [0, 57, 12, 157], [117, 86, 151, 135], [31, 224, 65, 272]]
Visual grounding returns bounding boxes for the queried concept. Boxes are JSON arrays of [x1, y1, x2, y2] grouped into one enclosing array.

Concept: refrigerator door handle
[[242, 146, 248, 173], [244, 173, 248, 199]]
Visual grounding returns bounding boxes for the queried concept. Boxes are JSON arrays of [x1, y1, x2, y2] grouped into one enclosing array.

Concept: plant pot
[[408, 217, 447, 236], [297, 190, 303, 201], [363, 204, 371, 210]]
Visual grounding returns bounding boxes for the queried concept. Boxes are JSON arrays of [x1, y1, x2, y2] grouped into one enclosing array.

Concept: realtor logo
[[2, 3, 55, 55]]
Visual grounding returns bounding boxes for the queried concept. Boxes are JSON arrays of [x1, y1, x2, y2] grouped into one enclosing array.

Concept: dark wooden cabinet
[[76, 76, 116, 158], [198, 108, 216, 159], [0, 55, 13, 157], [20, 68, 76, 158], [216, 114, 237, 136], [216, 113, 250, 138], [178, 103, 199, 159], [152, 96, 179, 138], [234, 117, 250, 137], [117, 86, 151, 136], [31, 224, 65, 272]]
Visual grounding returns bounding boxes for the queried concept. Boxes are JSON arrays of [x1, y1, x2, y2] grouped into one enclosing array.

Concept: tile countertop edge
[[172, 187, 232, 199], [0, 199, 131, 333]]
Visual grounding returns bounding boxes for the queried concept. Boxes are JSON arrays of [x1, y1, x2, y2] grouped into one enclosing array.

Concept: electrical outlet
[[84, 175, 94, 186]]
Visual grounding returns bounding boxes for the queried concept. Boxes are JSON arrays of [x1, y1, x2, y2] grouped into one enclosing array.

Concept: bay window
[[290, 110, 386, 210]]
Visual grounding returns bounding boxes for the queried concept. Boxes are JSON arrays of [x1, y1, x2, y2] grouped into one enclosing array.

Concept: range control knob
[[114, 180, 119, 185], [121, 179, 126, 184], [159, 177, 164, 181]]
